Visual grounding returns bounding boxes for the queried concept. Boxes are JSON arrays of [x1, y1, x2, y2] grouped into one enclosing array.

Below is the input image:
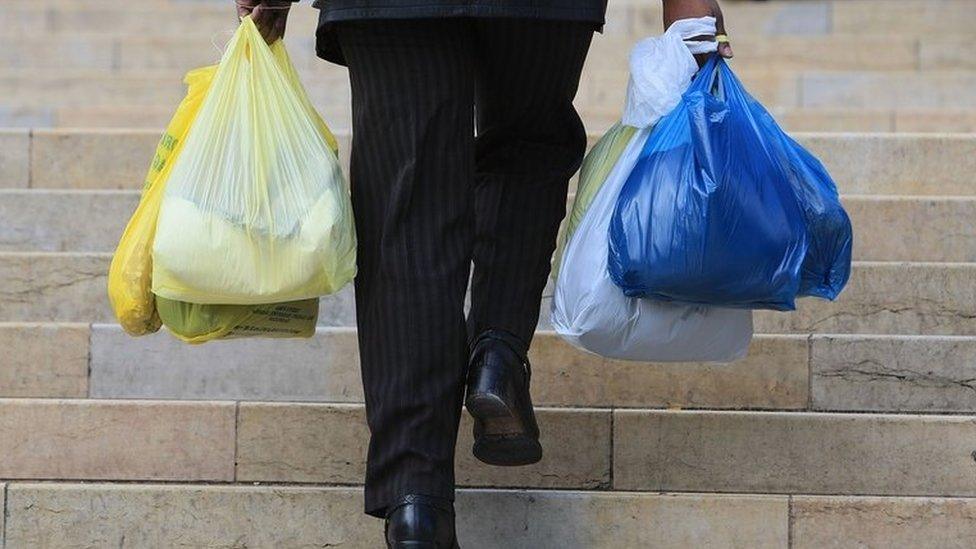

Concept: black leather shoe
[[465, 329, 542, 466], [384, 494, 460, 549]]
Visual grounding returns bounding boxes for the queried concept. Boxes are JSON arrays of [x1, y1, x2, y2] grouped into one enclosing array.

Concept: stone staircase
[[4, 0, 976, 132], [3, 0, 976, 547]]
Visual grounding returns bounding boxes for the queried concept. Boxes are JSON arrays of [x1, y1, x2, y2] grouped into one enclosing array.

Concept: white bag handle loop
[[670, 16, 719, 54], [622, 16, 718, 128]]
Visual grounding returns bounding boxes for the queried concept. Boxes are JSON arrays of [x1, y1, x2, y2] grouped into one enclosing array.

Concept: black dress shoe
[[385, 494, 459, 549], [465, 329, 542, 466]]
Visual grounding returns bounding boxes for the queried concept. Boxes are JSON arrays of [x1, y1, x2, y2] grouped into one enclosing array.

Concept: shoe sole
[[466, 392, 542, 466]]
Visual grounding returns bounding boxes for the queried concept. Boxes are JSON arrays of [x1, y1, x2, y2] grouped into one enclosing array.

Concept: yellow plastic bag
[[107, 65, 217, 336], [108, 32, 327, 344], [152, 16, 357, 305]]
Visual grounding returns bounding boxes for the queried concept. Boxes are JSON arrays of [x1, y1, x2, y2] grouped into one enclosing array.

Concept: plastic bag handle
[[689, 54, 723, 95], [709, 58, 726, 100], [669, 16, 719, 55]]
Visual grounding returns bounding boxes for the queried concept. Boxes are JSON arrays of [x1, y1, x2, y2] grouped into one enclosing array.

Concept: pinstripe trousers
[[335, 18, 593, 517]]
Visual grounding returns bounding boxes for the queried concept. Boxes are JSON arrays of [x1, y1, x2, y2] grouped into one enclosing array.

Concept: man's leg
[[467, 19, 594, 345], [336, 20, 476, 518]]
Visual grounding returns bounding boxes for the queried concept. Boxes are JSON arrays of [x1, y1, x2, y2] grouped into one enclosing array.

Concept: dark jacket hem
[[319, 4, 606, 23], [312, 1, 606, 66]]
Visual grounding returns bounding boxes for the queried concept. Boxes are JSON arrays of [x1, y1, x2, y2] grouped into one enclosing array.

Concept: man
[[236, 0, 732, 546]]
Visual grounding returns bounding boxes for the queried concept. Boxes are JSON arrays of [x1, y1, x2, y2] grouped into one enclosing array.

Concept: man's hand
[[236, 0, 292, 44], [663, 0, 733, 63]]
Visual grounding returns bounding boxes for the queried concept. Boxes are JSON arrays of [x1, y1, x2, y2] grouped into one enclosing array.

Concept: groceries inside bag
[[607, 55, 852, 310], [108, 17, 353, 343], [152, 16, 356, 306], [551, 17, 754, 363]]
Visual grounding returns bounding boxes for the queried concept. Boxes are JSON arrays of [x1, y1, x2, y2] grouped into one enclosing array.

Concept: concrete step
[[4, 484, 976, 549], [810, 334, 976, 413], [0, 253, 973, 337], [0, 323, 89, 399], [0, 128, 354, 191], [842, 196, 976, 262], [0, 34, 321, 72], [3, 190, 974, 264], [8, 104, 976, 134], [0, 190, 142, 252], [613, 409, 976, 497], [5, 66, 976, 116], [0, 66, 759, 120], [1, 484, 792, 549], [830, 0, 976, 37], [587, 108, 976, 136], [5, 130, 974, 196], [0, 398, 974, 498], [6, 34, 972, 73], [0, 398, 237, 482], [5, 0, 975, 39], [592, 35, 975, 72], [791, 495, 976, 549], [582, 68, 976, 111], [799, 71, 976, 110], [0, 398, 609, 490], [10, 322, 976, 414], [778, 108, 976, 134], [0, 4, 323, 39], [0, 69, 352, 112], [749, 262, 976, 337], [6, 324, 807, 409], [617, 0, 976, 40]]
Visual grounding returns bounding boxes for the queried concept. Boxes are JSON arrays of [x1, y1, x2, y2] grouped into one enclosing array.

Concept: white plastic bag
[[551, 17, 753, 362], [623, 16, 721, 128]]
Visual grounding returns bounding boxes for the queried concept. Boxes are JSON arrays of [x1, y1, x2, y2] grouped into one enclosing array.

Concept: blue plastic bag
[[774, 133, 853, 300], [608, 55, 851, 311]]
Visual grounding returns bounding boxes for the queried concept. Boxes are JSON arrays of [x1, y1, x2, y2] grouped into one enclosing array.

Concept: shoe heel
[[466, 373, 541, 467], [466, 392, 523, 434], [466, 334, 543, 467], [466, 362, 526, 436], [466, 356, 510, 404]]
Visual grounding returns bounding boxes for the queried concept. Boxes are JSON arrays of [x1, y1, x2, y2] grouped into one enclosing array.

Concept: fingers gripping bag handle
[[152, 16, 357, 305]]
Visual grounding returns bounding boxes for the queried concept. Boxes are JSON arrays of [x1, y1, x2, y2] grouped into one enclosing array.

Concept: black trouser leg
[[337, 20, 476, 518], [336, 17, 593, 519], [467, 19, 594, 346]]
